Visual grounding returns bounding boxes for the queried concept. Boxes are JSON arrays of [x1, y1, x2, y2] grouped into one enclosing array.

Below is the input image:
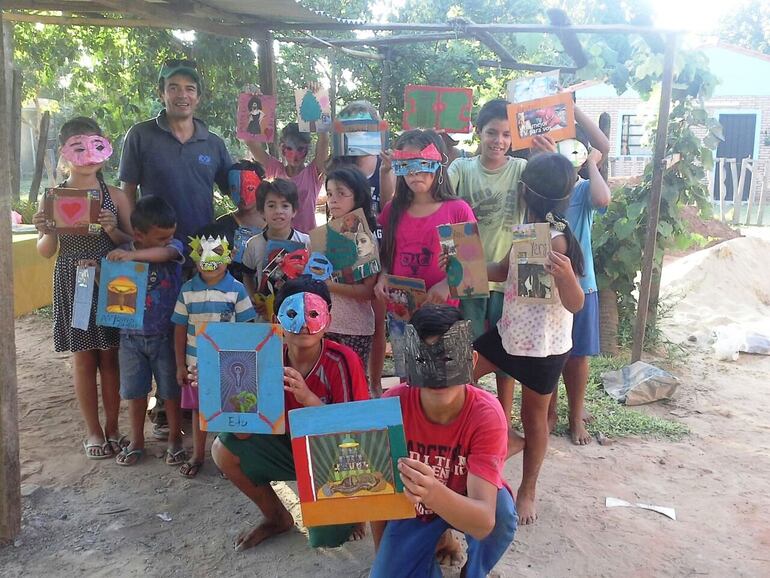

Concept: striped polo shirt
[[171, 271, 256, 364]]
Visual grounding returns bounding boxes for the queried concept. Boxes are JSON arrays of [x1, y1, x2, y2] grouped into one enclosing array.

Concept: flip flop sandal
[[165, 448, 187, 466], [116, 447, 144, 467], [179, 460, 203, 479], [83, 440, 111, 460], [107, 435, 130, 455]]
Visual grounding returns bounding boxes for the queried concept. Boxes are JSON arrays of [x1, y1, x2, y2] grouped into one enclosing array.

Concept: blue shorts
[[570, 291, 600, 357], [119, 332, 180, 400], [371, 487, 517, 578], [387, 315, 407, 379]]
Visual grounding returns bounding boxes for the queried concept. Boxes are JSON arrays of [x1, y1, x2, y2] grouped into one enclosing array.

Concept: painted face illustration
[[60, 134, 113, 166], [355, 229, 376, 258], [277, 292, 330, 335], [403, 320, 474, 388], [304, 252, 333, 281], [228, 169, 262, 207], [281, 249, 310, 279], [189, 235, 231, 271], [392, 158, 441, 176], [281, 142, 309, 164]]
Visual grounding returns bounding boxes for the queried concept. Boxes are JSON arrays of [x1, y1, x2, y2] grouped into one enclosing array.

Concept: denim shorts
[[119, 332, 180, 400]]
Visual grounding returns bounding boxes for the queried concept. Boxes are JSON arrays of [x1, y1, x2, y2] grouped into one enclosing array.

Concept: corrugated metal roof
[[191, 0, 360, 25]]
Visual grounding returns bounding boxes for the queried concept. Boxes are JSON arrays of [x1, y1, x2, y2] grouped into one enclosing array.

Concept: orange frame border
[[507, 92, 576, 151]]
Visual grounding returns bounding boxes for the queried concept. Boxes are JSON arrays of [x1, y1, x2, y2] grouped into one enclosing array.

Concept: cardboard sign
[[507, 71, 559, 104], [289, 397, 415, 526], [294, 87, 332, 133], [236, 93, 276, 142], [96, 259, 149, 329], [197, 322, 285, 434], [332, 118, 390, 157], [402, 85, 473, 132], [507, 92, 575, 151], [437, 222, 488, 299], [384, 275, 427, 321], [43, 187, 102, 235], [71, 265, 95, 330], [510, 223, 557, 304], [309, 208, 380, 283]]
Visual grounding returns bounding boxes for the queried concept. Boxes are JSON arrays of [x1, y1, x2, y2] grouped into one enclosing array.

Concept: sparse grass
[[33, 305, 54, 321]]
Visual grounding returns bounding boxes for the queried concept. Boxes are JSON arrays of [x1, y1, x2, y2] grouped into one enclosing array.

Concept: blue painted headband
[[393, 158, 441, 176]]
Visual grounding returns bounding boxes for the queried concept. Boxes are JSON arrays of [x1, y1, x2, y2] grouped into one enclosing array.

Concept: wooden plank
[[547, 9, 588, 69], [718, 158, 727, 222], [631, 33, 677, 364], [757, 170, 767, 226], [0, 8, 22, 544], [28, 110, 50, 203], [742, 159, 755, 225]]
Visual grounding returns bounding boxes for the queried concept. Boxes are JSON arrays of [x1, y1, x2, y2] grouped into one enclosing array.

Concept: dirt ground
[[2, 312, 770, 577]]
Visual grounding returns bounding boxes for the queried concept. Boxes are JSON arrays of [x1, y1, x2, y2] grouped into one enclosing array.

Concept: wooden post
[[29, 110, 50, 203], [0, 6, 22, 544], [256, 29, 277, 156], [598, 112, 611, 181], [378, 48, 393, 120], [11, 67, 21, 200], [631, 33, 677, 363]]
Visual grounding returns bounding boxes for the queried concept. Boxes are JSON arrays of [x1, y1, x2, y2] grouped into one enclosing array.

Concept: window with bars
[[620, 114, 651, 156]]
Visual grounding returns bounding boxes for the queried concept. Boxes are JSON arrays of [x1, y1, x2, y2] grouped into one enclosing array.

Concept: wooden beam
[[477, 59, 576, 73], [547, 9, 588, 69], [255, 28, 277, 156], [11, 67, 21, 200], [280, 32, 459, 48], [28, 109, 49, 203], [3, 11, 172, 30], [0, 7, 22, 545], [631, 33, 677, 363]]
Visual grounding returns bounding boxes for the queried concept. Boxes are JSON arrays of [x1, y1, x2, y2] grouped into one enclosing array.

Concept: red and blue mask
[[277, 292, 330, 335], [228, 168, 262, 207]]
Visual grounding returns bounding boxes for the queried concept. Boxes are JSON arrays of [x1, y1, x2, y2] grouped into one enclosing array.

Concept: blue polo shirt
[[119, 110, 232, 246]]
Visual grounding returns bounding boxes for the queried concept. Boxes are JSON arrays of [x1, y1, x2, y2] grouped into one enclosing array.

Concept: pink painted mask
[[61, 134, 113, 166], [281, 143, 308, 164]]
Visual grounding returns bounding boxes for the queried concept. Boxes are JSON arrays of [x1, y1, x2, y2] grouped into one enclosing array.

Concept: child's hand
[[586, 148, 603, 166], [179, 364, 194, 388], [437, 251, 449, 272], [98, 209, 118, 233], [106, 248, 132, 262], [284, 367, 321, 407], [380, 149, 393, 173], [398, 457, 440, 507], [32, 209, 54, 234], [253, 299, 267, 318], [426, 281, 450, 305], [374, 275, 389, 302], [545, 251, 575, 283], [531, 135, 557, 154]]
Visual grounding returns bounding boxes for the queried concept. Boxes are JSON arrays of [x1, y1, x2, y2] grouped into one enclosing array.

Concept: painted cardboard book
[[309, 208, 380, 283], [402, 85, 473, 132], [289, 397, 415, 526], [43, 187, 102, 235], [510, 223, 557, 304], [437, 221, 488, 299], [384, 275, 427, 322], [332, 117, 390, 157], [197, 322, 285, 434], [232, 226, 262, 264], [71, 265, 95, 330], [507, 92, 575, 150], [294, 87, 332, 133], [96, 259, 149, 329], [507, 70, 559, 104], [236, 93, 276, 142]]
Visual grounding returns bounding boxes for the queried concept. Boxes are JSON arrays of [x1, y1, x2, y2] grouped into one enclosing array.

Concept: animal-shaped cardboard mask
[[304, 252, 333, 281], [228, 167, 262, 206], [189, 235, 232, 271], [60, 134, 113, 166], [277, 292, 330, 335], [403, 320, 474, 388], [392, 143, 442, 176]]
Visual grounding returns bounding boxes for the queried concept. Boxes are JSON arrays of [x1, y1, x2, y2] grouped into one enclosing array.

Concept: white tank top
[[496, 228, 573, 358]]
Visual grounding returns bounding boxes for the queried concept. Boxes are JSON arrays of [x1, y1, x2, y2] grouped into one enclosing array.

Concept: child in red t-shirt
[[210, 277, 370, 551], [371, 305, 517, 578]]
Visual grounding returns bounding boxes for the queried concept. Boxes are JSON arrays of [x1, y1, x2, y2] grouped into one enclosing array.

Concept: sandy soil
[[2, 311, 770, 576]]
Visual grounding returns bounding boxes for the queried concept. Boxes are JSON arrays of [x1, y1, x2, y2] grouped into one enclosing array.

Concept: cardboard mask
[[189, 235, 231, 271], [277, 292, 330, 335], [281, 143, 308, 163], [392, 143, 442, 161], [228, 168, 262, 206], [304, 252, 333, 281], [281, 249, 310, 279], [404, 320, 474, 388], [393, 158, 441, 176], [61, 135, 113, 166]]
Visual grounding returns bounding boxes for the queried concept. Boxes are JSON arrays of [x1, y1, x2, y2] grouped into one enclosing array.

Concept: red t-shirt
[[283, 339, 369, 433], [383, 383, 508, 520]]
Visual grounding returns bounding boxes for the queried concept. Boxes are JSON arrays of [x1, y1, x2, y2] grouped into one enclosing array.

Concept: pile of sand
[[660, 236, 770, 343]]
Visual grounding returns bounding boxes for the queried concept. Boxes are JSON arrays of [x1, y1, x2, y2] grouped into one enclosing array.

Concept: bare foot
[[516, 486, 537, 525], [582, 408, 595, 424], [348, 522, 366, 541], [235, 511, 294, 551], [506, 429, 526, 459], [547, 411, 558, 433], [570, 419, 592, 446], [435, 529, 463, 567]]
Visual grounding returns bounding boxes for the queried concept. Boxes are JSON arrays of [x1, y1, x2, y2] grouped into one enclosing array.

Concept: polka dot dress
[[52, 178, 120, 352]]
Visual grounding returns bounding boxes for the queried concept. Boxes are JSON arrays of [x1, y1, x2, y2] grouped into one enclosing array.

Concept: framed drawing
[[96, 259, 149, 329], [236, 93, 276, 142], [309, 208, 380, 283], [197, 322, 284, 434], [332, 117, 390, 157], [510, 223, 557, 304], [384, 275, 427, 321], [289, 397, 415, 526], [437, 221, 488, 299], [294, 87, 332, 133], [507, 71, 559, 104], [402, 85, 473, 132], [43, 187, 102, 235], [507, 92, 575, 151]]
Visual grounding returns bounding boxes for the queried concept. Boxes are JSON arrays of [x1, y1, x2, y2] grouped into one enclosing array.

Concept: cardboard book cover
[[510, 223, 557, 304]]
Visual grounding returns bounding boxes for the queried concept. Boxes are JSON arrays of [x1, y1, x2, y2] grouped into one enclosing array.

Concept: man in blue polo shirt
[[119, 58, 231, 252]]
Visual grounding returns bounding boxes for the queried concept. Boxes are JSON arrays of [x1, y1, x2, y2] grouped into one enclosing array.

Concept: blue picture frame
[[96, 259, 148, 330], [197, 322, 285, 434]]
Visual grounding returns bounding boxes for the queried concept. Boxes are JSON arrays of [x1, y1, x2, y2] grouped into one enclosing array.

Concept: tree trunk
[[28, 110, 50, 203], [598, 289, 619, 356]]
